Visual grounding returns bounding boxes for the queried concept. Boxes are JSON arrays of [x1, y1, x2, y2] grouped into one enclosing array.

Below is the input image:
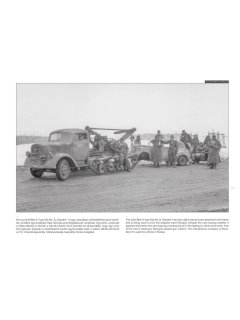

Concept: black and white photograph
[[3, 0, 240, 319], [16, 83, 229, 212]]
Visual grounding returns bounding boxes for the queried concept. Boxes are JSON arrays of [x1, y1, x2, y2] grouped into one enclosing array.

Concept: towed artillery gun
[[24, 126, 138, 181], [85, 126, 138, 174]]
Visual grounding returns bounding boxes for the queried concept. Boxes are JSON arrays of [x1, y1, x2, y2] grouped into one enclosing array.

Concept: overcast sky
[[17, 83, 228, 137]]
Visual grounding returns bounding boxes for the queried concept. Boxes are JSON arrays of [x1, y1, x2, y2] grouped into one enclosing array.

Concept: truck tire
[[30, 168, 44, 178], [56, 159, 71, 181], [177, 155, 188, 166]]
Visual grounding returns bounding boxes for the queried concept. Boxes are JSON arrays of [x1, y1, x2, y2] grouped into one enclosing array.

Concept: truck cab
[[25, 129, 90, 180]]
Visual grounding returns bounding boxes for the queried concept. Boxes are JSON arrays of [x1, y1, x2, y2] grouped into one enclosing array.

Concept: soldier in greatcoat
[[150, 132, 163, 167], [207, 135, 222, 169], [192, 134, 200, 154]]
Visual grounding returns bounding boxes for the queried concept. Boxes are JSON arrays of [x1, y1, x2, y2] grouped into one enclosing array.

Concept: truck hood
[[31, 142, 72, 155]]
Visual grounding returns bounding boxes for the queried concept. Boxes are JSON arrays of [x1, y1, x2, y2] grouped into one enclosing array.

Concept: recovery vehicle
[[24, 126, 138, 180]]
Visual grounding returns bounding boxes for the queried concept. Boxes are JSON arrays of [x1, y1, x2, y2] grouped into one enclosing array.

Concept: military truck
[[24, 127, 138, 181]]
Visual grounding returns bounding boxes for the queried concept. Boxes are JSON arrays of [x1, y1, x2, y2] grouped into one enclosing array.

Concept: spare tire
[[178, 155, 188, 166]]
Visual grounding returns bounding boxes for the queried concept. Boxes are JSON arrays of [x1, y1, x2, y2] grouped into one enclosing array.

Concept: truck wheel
[[30, 168, 44, 178], [178, 155, 188, 166], [56, 159, 71, 181]]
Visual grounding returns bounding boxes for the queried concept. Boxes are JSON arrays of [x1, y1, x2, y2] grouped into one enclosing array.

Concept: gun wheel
[[115, 163, 123, 171], [98, 163, 105, 175], [107, 162, 115, 172]]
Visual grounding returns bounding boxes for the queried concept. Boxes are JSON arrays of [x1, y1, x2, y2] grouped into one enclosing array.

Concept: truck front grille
[[32, 146, 40, 154]]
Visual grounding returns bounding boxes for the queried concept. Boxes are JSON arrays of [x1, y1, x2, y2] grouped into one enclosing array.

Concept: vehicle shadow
[[37, 168, 131, 181]]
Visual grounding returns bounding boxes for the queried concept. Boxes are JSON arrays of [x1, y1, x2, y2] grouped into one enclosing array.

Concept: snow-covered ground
[[220, 148, 229, 160], [17, 144, 31, 166]]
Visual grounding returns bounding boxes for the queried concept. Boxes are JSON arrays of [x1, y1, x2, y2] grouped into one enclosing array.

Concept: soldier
[[156, 130, 163, 140], [130, 135, 135, 144], [180, 130, 193, 152], [161, 135, 178, 168], [151, 135, 162, 167], [207, 135, 222, 169], [196, 142, 205, 153], [192, 142, 206, 163], [134, 135, 141, 145], [192, 134, 200, 154], [116, 138, 131, 171], [150, 130, 164, 168], [204, 134, 211, 146]]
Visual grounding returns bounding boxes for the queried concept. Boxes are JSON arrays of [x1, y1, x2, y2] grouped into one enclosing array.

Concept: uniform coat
[[167, 140, 178, 164], [207, 139, 222, 165], [192, 136, 199, 153], [150, 138, 162, 163], [161, 139, 178, 164], [180, 133, 192, 151]]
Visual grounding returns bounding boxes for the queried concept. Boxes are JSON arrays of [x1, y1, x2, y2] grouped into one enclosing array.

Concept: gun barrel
[[88, 127, 125, 131]]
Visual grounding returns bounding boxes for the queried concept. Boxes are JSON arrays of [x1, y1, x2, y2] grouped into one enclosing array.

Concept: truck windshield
[[49, 132, 73, 142]]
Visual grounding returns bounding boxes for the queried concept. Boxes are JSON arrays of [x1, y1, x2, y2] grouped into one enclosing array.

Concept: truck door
[[72, 133, 89, 162]]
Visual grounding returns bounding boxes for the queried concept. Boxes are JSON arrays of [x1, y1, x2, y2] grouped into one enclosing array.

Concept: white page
[[1, 1, 239, 320]]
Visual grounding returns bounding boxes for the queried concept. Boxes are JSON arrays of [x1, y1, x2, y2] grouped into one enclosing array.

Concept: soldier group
[[91, 129, 222, 172], [133, 129, 222, 169], [180, 130, 222, 169], [149, 131, 178, 168]]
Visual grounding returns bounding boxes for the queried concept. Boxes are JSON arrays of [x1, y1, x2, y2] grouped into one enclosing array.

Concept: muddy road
[[16, 160, 229, 212]]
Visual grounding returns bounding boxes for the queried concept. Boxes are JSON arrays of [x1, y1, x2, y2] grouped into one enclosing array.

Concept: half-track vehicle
[[24, 127, 138, 180]]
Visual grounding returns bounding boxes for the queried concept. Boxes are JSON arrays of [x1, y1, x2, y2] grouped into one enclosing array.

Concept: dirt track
[[16, 160, 229, 212]]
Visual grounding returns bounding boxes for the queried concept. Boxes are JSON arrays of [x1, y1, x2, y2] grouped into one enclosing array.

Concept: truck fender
[[52, 153, 78, 169]]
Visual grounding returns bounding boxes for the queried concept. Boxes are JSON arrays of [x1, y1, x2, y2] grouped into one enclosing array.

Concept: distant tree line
[[16, 135, 48, 145]]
